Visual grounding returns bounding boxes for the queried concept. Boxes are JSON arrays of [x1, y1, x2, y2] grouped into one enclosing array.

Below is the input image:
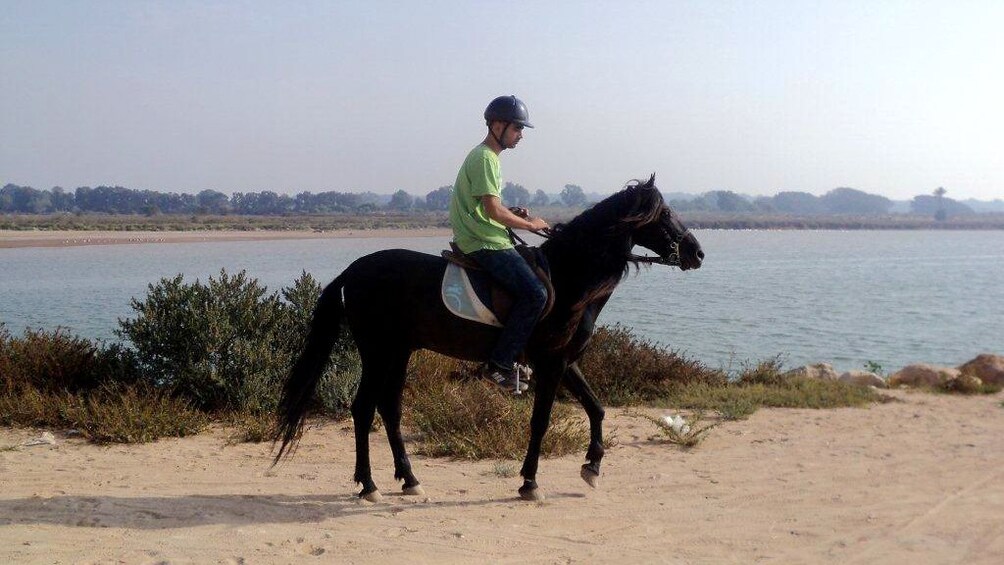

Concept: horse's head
[[631, 175, 704, 271]]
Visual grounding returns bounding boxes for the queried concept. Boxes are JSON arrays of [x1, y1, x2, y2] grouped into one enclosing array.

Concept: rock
[[888, 364, 959, 388], [839, 370, 887, 389], [783, 363, 840, 380], [943, 374, 984, 394], [23, 431, 57, 447], [957, 354, 1004, 385]]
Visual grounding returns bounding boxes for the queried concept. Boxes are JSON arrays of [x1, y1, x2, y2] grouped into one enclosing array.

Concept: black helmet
[[484, 95, 534, 128]]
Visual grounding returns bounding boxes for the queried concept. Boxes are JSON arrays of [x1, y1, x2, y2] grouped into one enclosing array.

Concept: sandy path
[[2, 390, 1003, 564], [0, 228, 452, 249]]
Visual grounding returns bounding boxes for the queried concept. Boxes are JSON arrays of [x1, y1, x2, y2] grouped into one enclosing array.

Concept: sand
[[2, 389, 1003, 564], [0, 228, 453, 249]]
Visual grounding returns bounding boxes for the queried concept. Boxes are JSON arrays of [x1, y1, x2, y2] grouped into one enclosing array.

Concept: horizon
[[2, 1, 1002, 201]]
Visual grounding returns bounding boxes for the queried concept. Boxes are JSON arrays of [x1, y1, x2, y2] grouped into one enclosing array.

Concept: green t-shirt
[[449, 144, 513, 253]]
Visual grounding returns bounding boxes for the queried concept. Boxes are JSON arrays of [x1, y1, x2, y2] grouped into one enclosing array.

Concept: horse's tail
[[272, 274, 347, 465]]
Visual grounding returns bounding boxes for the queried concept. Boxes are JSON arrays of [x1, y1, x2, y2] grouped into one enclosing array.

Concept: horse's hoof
[[402, 484, 425, 496], [518, 485, 545, 502], [580, 465, 599, 488], [360, 489, 382, 503]]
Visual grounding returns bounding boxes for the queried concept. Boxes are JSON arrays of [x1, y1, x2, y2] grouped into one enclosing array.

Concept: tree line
[[0, 182, 589, 215], [668, 187, 977, 217], [0, 182, 980, 217]]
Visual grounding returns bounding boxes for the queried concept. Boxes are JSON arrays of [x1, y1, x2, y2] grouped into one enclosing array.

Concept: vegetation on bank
[[4, 210, 1004, 233], [2, 269, 982, 458]]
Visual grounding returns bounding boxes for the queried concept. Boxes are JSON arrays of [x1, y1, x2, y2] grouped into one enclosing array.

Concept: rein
[[506, 208, 683, 267]]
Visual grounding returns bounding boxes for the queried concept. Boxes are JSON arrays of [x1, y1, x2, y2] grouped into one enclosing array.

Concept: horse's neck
[[544, 236, 630, 308]]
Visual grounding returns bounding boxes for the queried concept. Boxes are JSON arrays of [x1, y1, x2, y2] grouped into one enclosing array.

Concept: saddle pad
[[441, 263, 502, 327]]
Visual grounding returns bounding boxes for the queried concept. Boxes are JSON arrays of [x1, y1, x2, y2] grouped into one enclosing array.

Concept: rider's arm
[[481, 195, 549, 231]]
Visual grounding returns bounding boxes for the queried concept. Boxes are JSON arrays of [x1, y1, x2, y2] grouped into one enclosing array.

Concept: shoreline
[[0, 228, 453, 249]]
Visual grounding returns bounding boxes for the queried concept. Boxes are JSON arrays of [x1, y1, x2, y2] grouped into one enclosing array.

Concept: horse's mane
[[540, 175, 665, 349], [547, 175, 664, 245]]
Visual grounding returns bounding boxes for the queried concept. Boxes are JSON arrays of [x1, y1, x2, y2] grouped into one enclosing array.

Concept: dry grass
[[577, 325, 726, 405], [0, 385, 207, 444], [404, 351, 587, 459]]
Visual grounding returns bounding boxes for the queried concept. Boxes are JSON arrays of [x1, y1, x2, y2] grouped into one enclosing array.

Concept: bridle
[[506, 207, 685, 267], [627, 224, 687, 267]]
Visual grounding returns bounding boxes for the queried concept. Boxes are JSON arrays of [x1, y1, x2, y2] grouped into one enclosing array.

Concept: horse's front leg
[[561, 362, 604, 487], [519, 360, 565, 501]]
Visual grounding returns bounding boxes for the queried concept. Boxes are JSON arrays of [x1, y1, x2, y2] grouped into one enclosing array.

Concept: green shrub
[[634, 410, 719, 448], [116, 269, 354, 413]]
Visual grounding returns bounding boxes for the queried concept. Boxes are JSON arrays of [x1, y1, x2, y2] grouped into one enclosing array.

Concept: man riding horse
[[448, 95, 551, 394]]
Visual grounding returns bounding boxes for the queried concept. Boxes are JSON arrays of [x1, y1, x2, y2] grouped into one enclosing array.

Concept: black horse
[[274, 174, 704, 501]]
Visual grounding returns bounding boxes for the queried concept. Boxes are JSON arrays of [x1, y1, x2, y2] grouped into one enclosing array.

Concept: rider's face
[[502, 123, 524, 148], [492, 121, 524, 149]]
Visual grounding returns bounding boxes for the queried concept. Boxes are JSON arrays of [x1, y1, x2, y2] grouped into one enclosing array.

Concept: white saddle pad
[[441, 263, 502, 327]]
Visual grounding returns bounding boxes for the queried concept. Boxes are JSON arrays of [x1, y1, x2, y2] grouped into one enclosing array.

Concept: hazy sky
[[2, 1, 1002, 200]]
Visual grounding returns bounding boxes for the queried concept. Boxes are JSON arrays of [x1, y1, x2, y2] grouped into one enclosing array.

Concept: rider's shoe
[[481, 364, 529, 394]]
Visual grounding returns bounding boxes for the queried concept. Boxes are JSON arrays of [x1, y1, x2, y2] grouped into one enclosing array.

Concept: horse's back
[[339, 248, 498, 360]]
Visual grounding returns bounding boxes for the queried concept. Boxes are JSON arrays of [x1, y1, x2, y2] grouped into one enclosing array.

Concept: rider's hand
[[509, 206, 529, 219], [528, 217, 550, 231]]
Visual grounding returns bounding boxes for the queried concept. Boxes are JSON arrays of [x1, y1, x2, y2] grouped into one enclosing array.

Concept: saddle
[[441, 243, 555, 327]]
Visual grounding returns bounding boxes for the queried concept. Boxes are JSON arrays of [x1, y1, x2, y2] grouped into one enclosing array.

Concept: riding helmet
[[484, 95, 534, 128]]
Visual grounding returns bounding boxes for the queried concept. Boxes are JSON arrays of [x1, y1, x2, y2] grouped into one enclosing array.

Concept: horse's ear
[[647, 173, 656, 188]]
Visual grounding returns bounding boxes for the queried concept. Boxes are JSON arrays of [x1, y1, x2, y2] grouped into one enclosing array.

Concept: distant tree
[[356, 192, 387, 208], [196, 189, 230, 214], [0, 184, 52, 213], [560, 184, 587, 207], [74, 185, 144, 214], [50, 186, 75, 211], [531, 189, 550, 207], [667, 197, 705, 212], [425, 185, 452, 211], [933, 186, 947, 221], [910, 193, 973, 217], [752, 196, 775, 213], [501, 182, 530, 207], [820, 187, 892, 215], [388, 189, 414, 211], [770, 191, 824, 214], [229, 191, 292, 215], [334, 192, 361, 210], [706, 190, 755, 213]]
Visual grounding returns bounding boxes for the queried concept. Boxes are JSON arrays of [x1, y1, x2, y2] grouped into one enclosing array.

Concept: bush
[[577, 325, 726, 405], [117, 269, 357, 414], [0, 325, 138, 394]]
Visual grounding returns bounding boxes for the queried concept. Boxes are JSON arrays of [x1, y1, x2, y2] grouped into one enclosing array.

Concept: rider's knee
[[528, 281, 547, 312]]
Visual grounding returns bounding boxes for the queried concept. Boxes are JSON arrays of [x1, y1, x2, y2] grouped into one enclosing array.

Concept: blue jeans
[[469, 247, 547, 371]]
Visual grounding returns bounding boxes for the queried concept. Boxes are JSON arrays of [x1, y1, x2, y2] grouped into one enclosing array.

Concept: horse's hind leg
[[375, 354, 423, 495], [351, 362, 382, 502]]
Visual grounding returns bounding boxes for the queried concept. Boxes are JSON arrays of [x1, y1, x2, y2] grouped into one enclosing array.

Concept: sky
[[2, 1, 1002, 201]]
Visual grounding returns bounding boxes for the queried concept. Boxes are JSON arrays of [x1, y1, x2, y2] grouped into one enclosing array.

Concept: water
[[2, 230, 1002, 373]]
